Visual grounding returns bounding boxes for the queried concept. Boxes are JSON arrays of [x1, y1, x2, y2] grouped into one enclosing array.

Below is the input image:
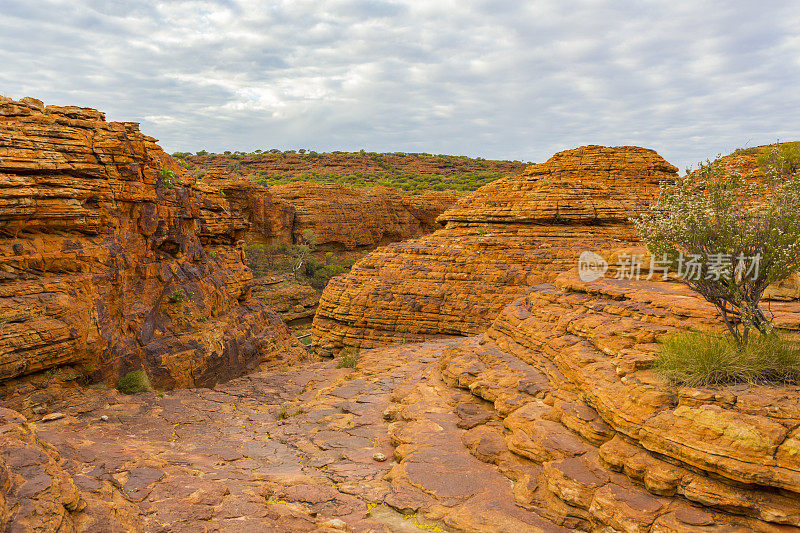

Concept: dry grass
[[336, 348, 360, 369], [655, 331, 800, 386]]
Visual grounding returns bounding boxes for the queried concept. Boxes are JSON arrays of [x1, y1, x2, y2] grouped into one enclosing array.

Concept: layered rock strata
[[4, 271, 797, 531], [250, 276, 320, 326], [199, 171, 461, 251], [431, 268, 800, 530], [0, 96, 304, 389], [311, 145, 679, 352], [271, 182, 461, 251]]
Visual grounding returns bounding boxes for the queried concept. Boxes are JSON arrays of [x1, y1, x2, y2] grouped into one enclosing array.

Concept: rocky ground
[[4, 270, 800, 532], [3, 340, 556, 532]]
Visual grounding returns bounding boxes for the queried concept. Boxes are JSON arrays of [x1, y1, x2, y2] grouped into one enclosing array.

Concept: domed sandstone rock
[[311, 145, 679, 352]]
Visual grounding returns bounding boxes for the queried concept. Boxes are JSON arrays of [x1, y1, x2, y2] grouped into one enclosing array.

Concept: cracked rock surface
[[4, 271, 799, 532]]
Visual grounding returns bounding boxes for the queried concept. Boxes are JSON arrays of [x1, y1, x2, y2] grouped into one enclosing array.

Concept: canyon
[[1, 97, 799, 532]]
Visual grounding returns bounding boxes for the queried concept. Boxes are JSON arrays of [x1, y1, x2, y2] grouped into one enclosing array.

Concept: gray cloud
[[1, 0, 798, 170]]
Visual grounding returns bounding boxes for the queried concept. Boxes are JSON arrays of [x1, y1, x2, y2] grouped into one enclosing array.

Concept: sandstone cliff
[[197, 170, 461, 251], [270, 182, 460, 251], [311, 145, 679, 353], [0, 96, 304, 390]]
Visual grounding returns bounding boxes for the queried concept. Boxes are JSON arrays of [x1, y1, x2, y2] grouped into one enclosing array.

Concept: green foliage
[[655, 331, 800, 386], [158, 169, 175, 189], [756, 142, 800, 177], [195, 150, 209, 156], [276, 404, 300, 420], [553, 206, 566, 224], [168, 288, 194, 304], [309, 264, 346, 289], [300, 228, 317, 247], [171, 152, 192, 159], [45, 366, 63, 377], [116, 370, 152, 395], [336, 348, 360, 369], [252, 169, 506, 193], [244, 242, 353, 291], [179, 150, 522, 193], [45, 366, 79, 383], [635, 158, 800, 344]]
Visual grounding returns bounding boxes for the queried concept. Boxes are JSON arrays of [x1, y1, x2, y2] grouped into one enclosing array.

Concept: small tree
[[635, 148, 800, 345], [292, 244, 311, 281]]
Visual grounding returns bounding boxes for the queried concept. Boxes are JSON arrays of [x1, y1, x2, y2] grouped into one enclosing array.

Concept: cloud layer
[[2, 0, 799, 170]]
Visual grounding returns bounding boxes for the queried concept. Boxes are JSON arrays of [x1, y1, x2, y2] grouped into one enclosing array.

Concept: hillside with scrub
[[176, 149, 529, 193]]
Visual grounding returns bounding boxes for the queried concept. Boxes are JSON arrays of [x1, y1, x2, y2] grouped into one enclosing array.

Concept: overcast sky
[[1, 1, 799, 171]]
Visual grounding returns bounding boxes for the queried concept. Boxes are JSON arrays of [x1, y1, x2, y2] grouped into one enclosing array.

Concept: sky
[[1, 0, 799, 171]]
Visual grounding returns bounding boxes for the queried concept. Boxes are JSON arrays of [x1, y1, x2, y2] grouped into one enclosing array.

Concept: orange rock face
[[4, 270, 795, 531], [311, 145, 679, 352], [0, 96, 304, 389], [270, 182, 461, 251], [426, 267, 800, 530], [198, 171, 461, 251]]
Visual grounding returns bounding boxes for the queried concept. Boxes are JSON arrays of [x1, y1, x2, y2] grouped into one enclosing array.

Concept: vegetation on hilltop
[[174, 149, 528, 194]]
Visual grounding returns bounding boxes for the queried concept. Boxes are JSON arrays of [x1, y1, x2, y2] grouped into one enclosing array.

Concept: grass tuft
[[655, 331, 800, 387], [336, 348, 360, 369], [116, 370, 152, 395]]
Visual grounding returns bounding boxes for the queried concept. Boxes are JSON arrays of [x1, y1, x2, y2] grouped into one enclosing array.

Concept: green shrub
[[276, 404, 300, 420], [756, 142, 800, 177], [158, 169, 175, 189], [655, 331, 800, 386], [309, 264, 346, 290], [116, 370, 152, 395], [168, 289, 194, 304], [732, 147, 760, 156], [336, 348, 359, 369], [636, 159, 800, 345]]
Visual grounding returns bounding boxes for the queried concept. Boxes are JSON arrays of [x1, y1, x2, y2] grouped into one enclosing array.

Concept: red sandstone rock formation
[[311, 145, 680, 353], [270, 182, 461, 251], [197, 170, 461, 251], [429, 266, 800, 530], [3, 269, 797, 531], [0, 407, 140, 531], [0, 96, 304, 389]]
